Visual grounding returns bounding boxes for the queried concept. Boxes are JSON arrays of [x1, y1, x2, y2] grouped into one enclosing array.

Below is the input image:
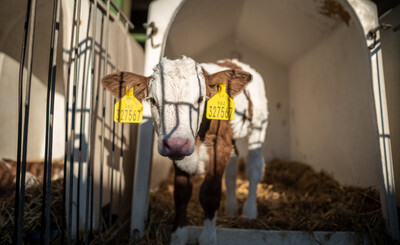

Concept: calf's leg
[[199, 139, 231, 243], [198, 119, 233, 244], [171, 165, 192, 245], [242, 147, 264, 219], [242, 116, 268, 219], [224, 156, 238, 216], [199, 174, 222, 245]]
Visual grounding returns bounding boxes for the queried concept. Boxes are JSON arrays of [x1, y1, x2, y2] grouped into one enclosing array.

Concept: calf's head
[[101, 57, 251, 161]]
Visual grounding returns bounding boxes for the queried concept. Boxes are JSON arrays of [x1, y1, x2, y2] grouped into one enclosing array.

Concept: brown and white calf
[[0, 159, 64, 196], [102, 56, 268, 245]]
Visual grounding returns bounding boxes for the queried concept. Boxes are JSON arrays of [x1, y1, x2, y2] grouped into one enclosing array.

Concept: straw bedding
[[0, 179, 63, 244], [136, 159, 391, 244], [0, 159, 392, 244]]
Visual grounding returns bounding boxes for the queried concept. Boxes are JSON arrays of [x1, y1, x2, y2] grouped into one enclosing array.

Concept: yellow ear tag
[[114, 87, 143, 123], [206, 84, 235, 120]]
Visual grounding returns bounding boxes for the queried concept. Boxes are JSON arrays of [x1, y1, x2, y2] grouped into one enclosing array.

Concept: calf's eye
[[148, 98, 157, 106], [197, 97, 204, 104]]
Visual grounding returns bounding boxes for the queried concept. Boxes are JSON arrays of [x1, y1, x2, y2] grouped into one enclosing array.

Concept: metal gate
[[6, 0, 142, 244]]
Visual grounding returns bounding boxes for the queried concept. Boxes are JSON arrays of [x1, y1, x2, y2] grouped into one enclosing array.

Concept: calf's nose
[[160, 137, 192, 157]]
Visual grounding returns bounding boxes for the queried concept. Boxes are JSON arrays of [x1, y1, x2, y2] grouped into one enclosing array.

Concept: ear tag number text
[[114, 87, 143, 123], [206, 84, 235, 120]]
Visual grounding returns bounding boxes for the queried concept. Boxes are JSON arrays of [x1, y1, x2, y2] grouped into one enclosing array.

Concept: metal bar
[[62, 0, 78, 242], [15, 0, 38, 244], [118, 21, 128, 227], [90, 160, 94, 238], [13, 0, 32, 243], [88, 0, 98, 241], [98, 1, 110, 242], [108, 9, 121, 228], [109, 0, 134, 31], [130, 120, 154, 238], [118, 123, 124, 226], [76, 3, 93, 242], [85, 0, 97, 243], [93, 10, 105, 243], [108, 98, 116, 227], [91, 8, 107, 238], [39, 0, 61, 244], [68, 0, 82, 243], [90, 0, 114, 21], [88, 0, 134, 32], [373, 50, 399, 240]]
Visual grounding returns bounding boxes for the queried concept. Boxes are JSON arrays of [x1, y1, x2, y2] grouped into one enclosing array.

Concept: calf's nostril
[[163, 139, 171, 151]]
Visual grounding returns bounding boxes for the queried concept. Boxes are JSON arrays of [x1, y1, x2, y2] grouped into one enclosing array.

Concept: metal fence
[[12, 0, 137, 244]]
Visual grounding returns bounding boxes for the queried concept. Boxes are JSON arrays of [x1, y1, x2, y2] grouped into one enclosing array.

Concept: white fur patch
[[247, 148, 265, 183], [196, 143, 209, 174], [149, 57, 206, 152], [174, 142, 210, 174], [242, 196, 257, 219], [225, 192, 238, 217], [170, 226, 188, 245], [242, 148, 264, 219], [14, 172, 40, 189], [199, 212, 217, 245], [174, 153, 199, 174]]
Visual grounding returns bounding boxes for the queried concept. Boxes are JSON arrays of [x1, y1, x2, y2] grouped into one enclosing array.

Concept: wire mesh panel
[[7, 0, 143, 244], [62, 0, 139, 243]]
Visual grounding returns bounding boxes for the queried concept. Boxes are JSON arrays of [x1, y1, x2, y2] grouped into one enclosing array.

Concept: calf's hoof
[[170, 227, 188, 245], [242, 199, 257, 219], [199, 216, 217, 245]]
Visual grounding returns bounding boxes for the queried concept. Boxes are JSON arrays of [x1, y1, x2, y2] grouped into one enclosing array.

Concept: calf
[[102, 56, 268, 245], [0, 159, 64, 196]]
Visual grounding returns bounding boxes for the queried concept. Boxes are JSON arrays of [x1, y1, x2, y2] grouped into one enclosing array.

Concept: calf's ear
[[101, 72, 150, 101], [204, 69, 252, 98]]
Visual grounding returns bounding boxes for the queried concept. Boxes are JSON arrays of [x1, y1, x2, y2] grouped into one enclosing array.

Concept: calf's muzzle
[[160, 137, 193, 159]]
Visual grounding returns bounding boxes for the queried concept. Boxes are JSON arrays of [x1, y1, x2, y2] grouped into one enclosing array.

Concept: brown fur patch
[[2, 158, 64, 181], [101, 72, 150, 101], [195, 67, 253, 219], [196, 106, 234, 219], [196, 119, 234, 174], [0, 160, 14, 195], [172, 101, 237, 225], [204, 69, 252, 98]]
